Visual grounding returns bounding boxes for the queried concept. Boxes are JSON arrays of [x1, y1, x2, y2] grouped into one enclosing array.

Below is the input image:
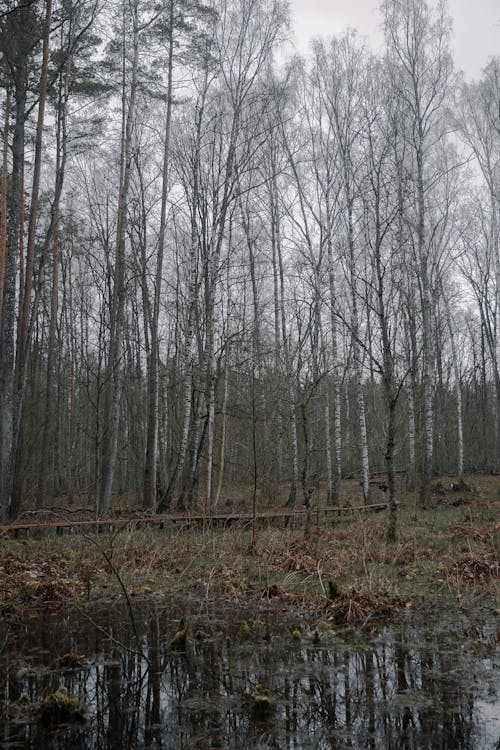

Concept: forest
[[0, 2, 499, 744], [0, 0, 499, 524]]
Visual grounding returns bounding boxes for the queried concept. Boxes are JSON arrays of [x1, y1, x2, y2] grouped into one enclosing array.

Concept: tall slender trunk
[[492, 193, 500, 471], [346, 196, 370, 504], [157, 224, 196, 512], [326, 232, 341, 505], [272, 174, 298, 507], [372, 187, 397, 541], [16, 0, 52, 392], [269, 172, 284, 485], [416, 143, 434, 507], [205, 349, 216, 513], [143, 0, 174, 511], [0, 73, 26, 519], [442, 286, 464, 477], [323, 374, 334, 505], [214, 340, 229, 509], [0, 85, 10, 325], [99, 1, 139, 514], [300, 400, 312, 539], [36, 67, 67, 507]]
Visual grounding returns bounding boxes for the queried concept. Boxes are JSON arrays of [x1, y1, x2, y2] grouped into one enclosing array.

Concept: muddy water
[[0, 597, 498, 749]]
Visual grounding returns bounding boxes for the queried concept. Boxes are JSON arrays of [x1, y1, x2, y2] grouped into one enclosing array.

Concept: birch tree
[[313, 32, 372, 504], [382, 0, 453, 506]]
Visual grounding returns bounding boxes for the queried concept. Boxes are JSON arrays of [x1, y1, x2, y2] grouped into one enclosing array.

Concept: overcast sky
[[288, 0, 499, 80]]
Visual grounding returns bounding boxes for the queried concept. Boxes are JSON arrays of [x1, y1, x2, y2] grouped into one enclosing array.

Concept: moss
[[171, 618, 188, 651], [239, 620, 251, 639], [58, 653, 87, 670], [243, 685, 277, 719], [39, 686, 86, 725], [317, 620, 334, 634], [311, 629, 321, 645], [336, 626, 357, 641], [23, 581, 40, 597]]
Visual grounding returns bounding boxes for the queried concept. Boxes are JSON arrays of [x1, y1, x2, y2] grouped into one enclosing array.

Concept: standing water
[[0, 597, 498, 749]]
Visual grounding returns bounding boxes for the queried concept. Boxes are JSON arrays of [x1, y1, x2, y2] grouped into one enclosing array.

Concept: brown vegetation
[[0, 475, 497, 628]]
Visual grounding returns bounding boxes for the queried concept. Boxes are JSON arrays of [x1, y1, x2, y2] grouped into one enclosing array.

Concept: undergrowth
[[1, 490, 498, 616]]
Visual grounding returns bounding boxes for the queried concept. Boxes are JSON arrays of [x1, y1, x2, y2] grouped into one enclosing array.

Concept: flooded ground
[[0, 595, 498, 749]]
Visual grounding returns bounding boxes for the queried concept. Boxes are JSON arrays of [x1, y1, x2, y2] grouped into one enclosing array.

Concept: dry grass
[[1, 474, 498, 622]]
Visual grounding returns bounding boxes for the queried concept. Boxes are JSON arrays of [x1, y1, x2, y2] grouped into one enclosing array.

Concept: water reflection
[[0, 600, 498, 749]]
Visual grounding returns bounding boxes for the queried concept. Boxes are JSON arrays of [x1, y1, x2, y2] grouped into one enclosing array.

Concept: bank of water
[[0, 595, 498, 749]]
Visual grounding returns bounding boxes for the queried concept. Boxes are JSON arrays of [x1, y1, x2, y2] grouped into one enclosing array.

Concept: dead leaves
[[259, 583, 406, 630], [290, 589, 406, 629], [450, 557, 499, 582], [0, 554, 95, 605], [448, 522, 499, 540], [268, 537, 338, 576]]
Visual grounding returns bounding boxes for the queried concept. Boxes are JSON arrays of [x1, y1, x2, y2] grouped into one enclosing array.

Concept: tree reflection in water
[[0, 601, 497, 748]]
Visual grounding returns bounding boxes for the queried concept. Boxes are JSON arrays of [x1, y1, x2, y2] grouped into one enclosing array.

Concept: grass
[[1, 477, 498, 615]]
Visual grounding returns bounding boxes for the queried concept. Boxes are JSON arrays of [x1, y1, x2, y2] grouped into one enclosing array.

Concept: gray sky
[[288, 0, 499, 80]]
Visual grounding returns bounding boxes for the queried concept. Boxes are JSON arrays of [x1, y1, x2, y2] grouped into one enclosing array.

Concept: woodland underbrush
[[1, 480, 498, 625]]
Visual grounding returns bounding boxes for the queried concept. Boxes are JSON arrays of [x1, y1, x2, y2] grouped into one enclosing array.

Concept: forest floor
[[0, 474, 498, 631]]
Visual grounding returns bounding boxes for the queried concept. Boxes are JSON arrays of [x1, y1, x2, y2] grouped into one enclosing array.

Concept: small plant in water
[[58, 653, 87, 670], [243, 685, 277, 719], [171, 618, 188, 651], [39, 686, 86, 725]]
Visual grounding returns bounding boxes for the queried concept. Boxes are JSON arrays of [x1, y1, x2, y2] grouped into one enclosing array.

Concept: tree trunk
[[346, 197, 370, 504], [442, 285, 464, 477], [36, 65, 67, 507], [417, 147, 434, 507], [326, 234, 341, 506], [0, 75, 26, 519], [214, 341, 229, 509], [16, 0, 52, 394], [0, 85, 10, 326], [99, 0, 139, 514], [143, 0, 174, 511]]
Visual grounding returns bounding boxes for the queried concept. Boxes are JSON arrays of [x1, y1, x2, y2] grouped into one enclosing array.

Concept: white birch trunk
[[214, 343, 229, 509], [407, 383, 416, 491], [206, 349, 216, 514], [347, 197, 370, 505], [442, 287, 464, 477], [327, 236, 341, 504]]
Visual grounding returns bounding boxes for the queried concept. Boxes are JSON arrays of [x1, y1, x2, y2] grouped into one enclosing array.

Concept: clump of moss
[[317, 620, 334, 634], [58, 653, 87, 670], [195, 630, 209, 641], [336, 625, 357, 641], [23, 580, 41, 597], [310, 629, 321, 645], [239, 620, 251, 639], [171, 618, 188, 651], [243, 685, 276, 719], [39, 686, 86, 725]]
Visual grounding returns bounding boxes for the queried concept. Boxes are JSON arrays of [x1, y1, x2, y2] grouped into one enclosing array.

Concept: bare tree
[[382, 0, 453, 506]]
